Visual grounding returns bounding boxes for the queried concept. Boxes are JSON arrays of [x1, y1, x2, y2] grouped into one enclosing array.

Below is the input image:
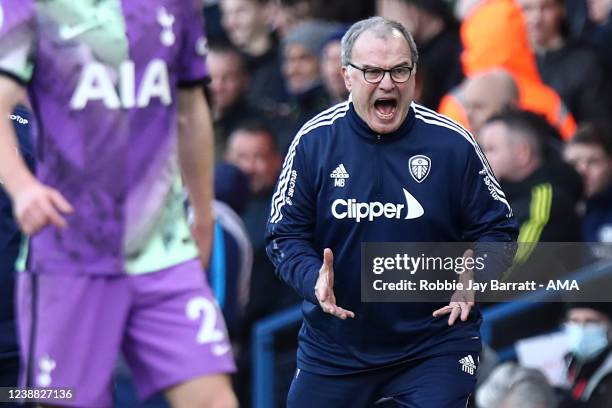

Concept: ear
[[341, 66, 352, 92]]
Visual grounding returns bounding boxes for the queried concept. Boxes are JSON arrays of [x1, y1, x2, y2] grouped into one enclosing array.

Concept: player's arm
[[265, 142, 322, 305], [0, 77, 73, 235], [460, 144, 518, 282], [0, 77, 33, 195], [433, 143, 517, 324], [0, 0, 73, 235], [265, 138, 353, 319], [177, 86, 214, 267]]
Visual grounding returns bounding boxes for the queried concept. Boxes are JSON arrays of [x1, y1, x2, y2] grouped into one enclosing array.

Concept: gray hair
[[340, 16, 418, 67], [476, 362, 558, 408]]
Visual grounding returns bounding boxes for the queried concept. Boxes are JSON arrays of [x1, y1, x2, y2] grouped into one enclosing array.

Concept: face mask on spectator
[[565, 322, 610, 360]]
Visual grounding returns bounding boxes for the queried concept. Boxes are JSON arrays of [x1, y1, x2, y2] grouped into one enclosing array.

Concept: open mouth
[[374, 98, 398, 119]]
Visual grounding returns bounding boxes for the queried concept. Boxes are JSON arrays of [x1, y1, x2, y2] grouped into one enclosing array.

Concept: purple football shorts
[[17, 258, 235, 407]]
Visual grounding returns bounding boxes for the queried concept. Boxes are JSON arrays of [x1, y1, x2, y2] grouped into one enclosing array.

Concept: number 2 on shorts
[[185, 297, 225, 344]]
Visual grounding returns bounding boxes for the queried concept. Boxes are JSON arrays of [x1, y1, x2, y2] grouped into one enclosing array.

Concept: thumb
[[323, 248, 334, 270]]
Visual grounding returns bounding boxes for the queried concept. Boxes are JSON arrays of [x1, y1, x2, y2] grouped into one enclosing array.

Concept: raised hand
[[432, 249, 475, 326], [314, 248, 355, 320]]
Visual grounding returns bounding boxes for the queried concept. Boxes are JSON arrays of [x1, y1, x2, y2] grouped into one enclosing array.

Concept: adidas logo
[[459, 355, 477, 375], [330, 164, 349, 187]]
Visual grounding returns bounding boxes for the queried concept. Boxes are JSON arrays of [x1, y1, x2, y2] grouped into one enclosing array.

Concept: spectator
[[219, 0, 274, 64], [438, 0, 577, 140], [479, 110, 582, 257], [564, 123, 612, 242], [320, 29, 350, 104], [564, 0, 592, 39], [476, 362, 558, 408], [204, 1, 232, 45], [269, 0, 313, 39], [377, 0, 464, 110], [582, 0, 612, 75], [207, 44, 265, 157], [559, 303, 612, 407], [280, 20, 340, 151], [225, 121, 282, 251], [463, 68, 519, 136], [479, 109, 583, 345], [224, 127, 299, 408], [220, 0, 288, 110], [587, 0, 612, 24], [518, 0, 612, 123]]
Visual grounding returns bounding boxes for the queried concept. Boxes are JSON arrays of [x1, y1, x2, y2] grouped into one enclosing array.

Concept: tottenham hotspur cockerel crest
[[409, 155, 431, 183]]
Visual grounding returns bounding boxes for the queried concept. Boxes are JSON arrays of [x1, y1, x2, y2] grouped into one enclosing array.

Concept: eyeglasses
[[348, 63, 414, 84]]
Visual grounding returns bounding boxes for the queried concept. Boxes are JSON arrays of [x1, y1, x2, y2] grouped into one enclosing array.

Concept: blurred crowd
[[2, 0, 612, 407]]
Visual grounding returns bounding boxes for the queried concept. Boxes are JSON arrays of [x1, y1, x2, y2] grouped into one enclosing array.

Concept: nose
[[378, 71, 395, 91]]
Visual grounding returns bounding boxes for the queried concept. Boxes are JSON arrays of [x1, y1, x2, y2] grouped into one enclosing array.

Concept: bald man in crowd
[[463, 69, 519, 136]]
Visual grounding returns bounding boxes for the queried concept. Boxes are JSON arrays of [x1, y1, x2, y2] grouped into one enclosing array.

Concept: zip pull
[[376, 134, 381, 141]]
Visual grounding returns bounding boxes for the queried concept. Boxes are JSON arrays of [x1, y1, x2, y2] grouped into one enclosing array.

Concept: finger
[[337, 307, 355, 319], [49, 189, 74, 213], [463, 248, 474, 261], [327, 304, 355, 320], [432, 305, 453, 317], [448, 305, 461, 326], [460, 302, 471, 321], [40, 199, 67, 228]]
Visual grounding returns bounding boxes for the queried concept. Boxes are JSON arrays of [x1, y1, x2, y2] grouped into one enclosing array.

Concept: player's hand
[[432, 249, 475, 326], [315, 248, 355, 320], [13, 180, 73, 236]]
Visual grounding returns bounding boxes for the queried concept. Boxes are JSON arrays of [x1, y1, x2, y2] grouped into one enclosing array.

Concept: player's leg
[[287, 368, 382, 408], [16, 271, 130, 407], [122, 259, 236, 407], [381, 353, 479, 408], [165, 374, 237, 408]]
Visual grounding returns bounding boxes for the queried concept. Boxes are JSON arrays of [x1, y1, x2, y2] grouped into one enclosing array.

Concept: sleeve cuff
[[0, 69, 28, 87], [302, 267, 319, 305], [177, 76, 210, 89]]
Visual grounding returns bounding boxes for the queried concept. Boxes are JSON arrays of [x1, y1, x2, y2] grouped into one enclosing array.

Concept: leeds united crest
[[409, 155, 431, 183]]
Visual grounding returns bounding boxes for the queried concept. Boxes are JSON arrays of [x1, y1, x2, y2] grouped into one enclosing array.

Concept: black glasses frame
[[348, 63, 415, 84]]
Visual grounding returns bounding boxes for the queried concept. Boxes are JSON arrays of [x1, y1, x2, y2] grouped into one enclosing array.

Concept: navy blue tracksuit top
[[265, 100, 518, 375]]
